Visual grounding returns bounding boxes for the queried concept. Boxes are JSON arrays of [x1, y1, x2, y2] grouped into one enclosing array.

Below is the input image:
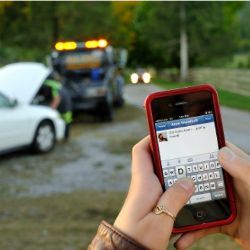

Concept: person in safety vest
[[41, 74, 72, 139]]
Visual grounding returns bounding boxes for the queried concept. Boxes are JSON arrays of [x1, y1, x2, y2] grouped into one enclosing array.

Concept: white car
[[0, 62, 65, 154]]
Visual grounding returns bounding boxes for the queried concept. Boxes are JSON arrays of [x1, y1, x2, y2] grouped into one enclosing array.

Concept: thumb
[[157, 178, 195, 220], [219, 147, 250, 181]]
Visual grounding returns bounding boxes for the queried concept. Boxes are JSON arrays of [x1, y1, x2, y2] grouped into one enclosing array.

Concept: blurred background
[[0, 2, 249, 249]]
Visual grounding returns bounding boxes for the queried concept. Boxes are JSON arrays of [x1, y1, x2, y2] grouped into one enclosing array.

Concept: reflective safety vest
[[61, 111, 73, 124], [44, 79, 61, 98], [44, 79, 72, 124]]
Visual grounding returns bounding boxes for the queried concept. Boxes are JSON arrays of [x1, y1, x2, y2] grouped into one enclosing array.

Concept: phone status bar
[[155, 110, 213, 123]]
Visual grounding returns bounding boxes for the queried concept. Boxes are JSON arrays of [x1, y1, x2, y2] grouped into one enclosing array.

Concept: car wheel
[[32, 120, 56, 153]]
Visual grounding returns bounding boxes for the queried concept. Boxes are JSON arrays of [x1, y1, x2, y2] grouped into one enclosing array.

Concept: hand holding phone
[[176, 142, 250, 250], [114, 137, 194, 250], [145, 84, 236, 233]]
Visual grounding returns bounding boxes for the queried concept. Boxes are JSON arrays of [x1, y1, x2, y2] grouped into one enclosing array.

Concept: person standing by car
[[41, 74, 72, 139]]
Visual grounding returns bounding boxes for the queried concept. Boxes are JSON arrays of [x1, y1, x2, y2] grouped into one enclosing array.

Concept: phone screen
[[155, 113, 226, 204], [151, 90, 231, 226]]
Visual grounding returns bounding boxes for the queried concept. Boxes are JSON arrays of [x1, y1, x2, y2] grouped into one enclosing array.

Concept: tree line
[[0, 2, 249, 69]]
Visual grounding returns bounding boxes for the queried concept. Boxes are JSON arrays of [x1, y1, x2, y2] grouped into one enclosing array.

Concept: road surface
[[125, 84, 250, 152], [0, 84, 249, 199]]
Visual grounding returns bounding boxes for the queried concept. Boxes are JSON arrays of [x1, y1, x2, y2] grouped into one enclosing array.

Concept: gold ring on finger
[[152, 205, 176, 221]]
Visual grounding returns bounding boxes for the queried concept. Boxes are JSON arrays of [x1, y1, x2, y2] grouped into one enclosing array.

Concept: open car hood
[[0, 62, 51, 104]]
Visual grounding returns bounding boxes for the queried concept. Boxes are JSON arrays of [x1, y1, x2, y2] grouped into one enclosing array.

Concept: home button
[[194, 208, 207, 221]]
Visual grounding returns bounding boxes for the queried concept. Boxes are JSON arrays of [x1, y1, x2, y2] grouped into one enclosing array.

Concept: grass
[[114, 103, 144, 122], [0, 190, 241, 250], [154, 78, 250, 112], [0, 191, 126, 250], [106, 135, 142, 155], [217, 88, 250, 112]]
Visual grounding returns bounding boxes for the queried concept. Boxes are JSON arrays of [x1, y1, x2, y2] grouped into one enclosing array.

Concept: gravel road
[[0, 83, 249, 199], [0, 103, 147, 198]]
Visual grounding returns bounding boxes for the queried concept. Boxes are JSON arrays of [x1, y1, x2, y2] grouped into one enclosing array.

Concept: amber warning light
[[55, 39, 108, 51], [55, 41, 77, 51], [85, 39, 108, 49]]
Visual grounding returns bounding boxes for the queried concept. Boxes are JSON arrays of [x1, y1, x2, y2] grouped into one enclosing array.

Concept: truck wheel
[[99, 89, 114, 122], [99, 102, 114, 122], [113, 77, 125, 108], [114, 97, 124, 108], [32, 120, 56, 153]]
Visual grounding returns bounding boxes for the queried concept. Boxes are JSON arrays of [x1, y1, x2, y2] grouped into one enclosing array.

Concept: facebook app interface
[[155, 113, 227, 204]]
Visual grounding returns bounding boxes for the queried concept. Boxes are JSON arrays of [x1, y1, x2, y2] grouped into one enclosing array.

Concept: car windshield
[[0, 92, 11, 108], [137, 68, 146, 74]]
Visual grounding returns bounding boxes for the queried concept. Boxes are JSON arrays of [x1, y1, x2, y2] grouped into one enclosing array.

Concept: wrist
[[89, 220, 148, 250]]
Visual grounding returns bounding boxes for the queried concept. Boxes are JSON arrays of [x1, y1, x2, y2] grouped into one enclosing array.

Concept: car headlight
[[142, 72, 151, 83], [131, 73, 139, 84]]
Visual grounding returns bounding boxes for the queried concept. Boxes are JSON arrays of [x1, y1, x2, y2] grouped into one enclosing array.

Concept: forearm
[[50, 96, 61, 109]]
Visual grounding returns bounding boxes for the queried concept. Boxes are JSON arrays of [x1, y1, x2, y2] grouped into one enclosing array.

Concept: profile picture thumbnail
[[158, 132, 168, 142]]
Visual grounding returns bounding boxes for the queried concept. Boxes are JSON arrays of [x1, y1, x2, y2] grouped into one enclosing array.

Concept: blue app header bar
[[155, 114, 214, 131]]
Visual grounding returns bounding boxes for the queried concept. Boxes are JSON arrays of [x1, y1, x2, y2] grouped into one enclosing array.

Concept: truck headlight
[[131, 73, 139, 84]]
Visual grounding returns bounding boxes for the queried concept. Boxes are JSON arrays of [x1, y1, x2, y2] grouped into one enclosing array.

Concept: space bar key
[[190, 193, 212, 204]]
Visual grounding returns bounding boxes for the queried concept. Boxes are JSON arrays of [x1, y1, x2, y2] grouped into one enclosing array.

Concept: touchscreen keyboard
[[163, 157, 227, 204]]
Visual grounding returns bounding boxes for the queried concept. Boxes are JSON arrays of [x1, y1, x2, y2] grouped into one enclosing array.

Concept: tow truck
[[49, 39, 127, 121]]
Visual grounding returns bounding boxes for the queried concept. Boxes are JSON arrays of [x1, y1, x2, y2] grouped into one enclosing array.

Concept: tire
[[32, 120, 56, 153], [114, 97, 124, 108], [113, 76, 125, 108], [99, 88, 114, 122], [100, 102, 114, 122]]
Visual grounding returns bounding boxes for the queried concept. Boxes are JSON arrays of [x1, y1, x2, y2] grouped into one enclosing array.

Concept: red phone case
[[144, 84, 236, 233]]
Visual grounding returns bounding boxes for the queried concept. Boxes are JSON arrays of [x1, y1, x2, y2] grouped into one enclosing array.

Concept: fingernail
[[219, 147, 235, 162], [178, 178, 194, 192]]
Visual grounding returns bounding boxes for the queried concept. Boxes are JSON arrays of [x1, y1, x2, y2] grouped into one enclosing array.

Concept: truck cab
[[50, 39, 125, 121]]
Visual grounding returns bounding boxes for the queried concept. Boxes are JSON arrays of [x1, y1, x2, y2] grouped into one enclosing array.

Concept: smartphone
[[145, 84, 236, 233]]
